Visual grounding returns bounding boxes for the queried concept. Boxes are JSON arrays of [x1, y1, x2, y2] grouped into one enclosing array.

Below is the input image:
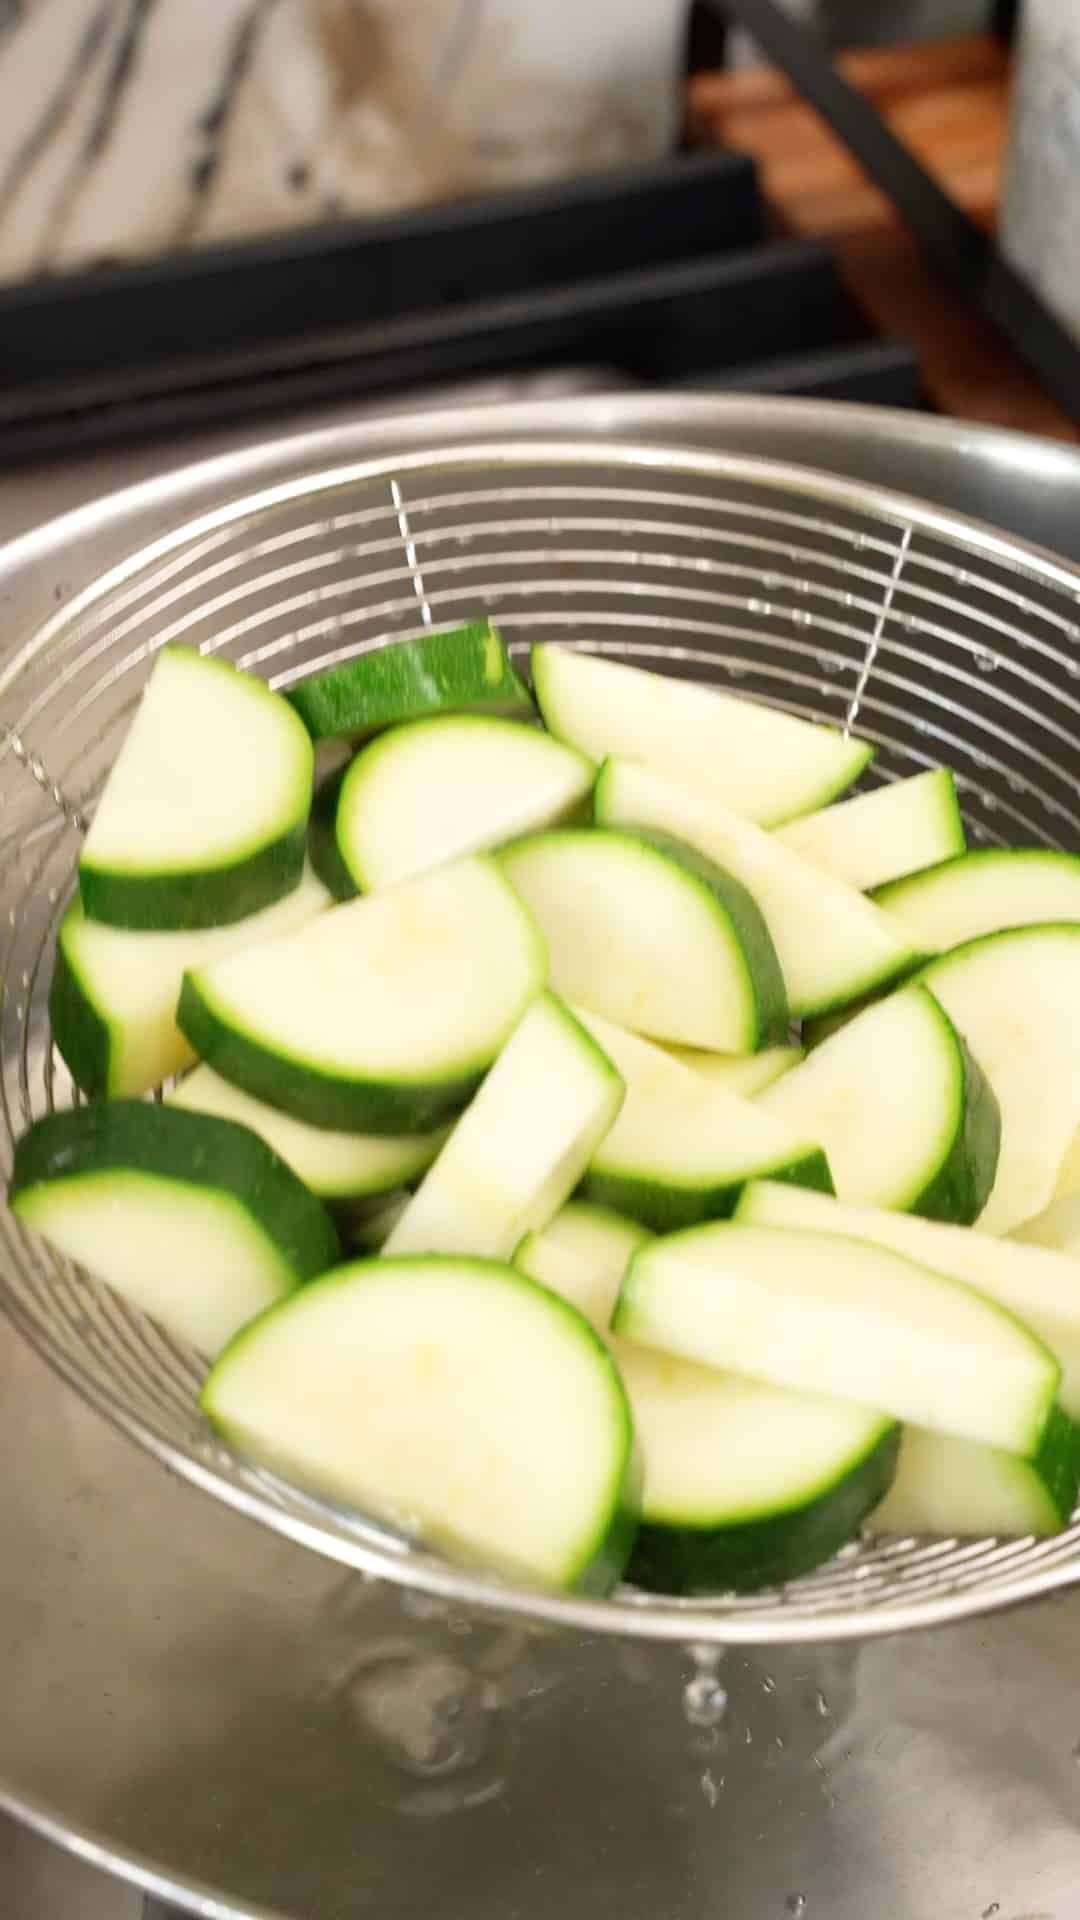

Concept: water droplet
[[792, 610, 812, 628], [972, 748, 990, 769], [761, 1675, 776, 1694], [762, 573, 781, 592], [774, 1735, 786, 1751], [794, 577, 809, 594], [815, 1690, 830, 1718], [748, 598, 766, 616], [981, 1905, 999, 1919], [983, 793, 998, 813], [683, 1673, 728, 1729], [842, 591, 856, 609], [786, 1896, 807, 1916], [899, 613, 921, 633], [700, 1768, 719, 1808], [817, 654, 844, 676], [972, 646, 998, 673], [956, 569, 969, 587], [19, 971, 29, 990], [744, 1724, 753, 1745], [727, 662, 748, 680], [852, 533, 868, 551], [1067, 657, 1080, 679], [1006, 771, 1025, 793], [912, 717, 929, 734]]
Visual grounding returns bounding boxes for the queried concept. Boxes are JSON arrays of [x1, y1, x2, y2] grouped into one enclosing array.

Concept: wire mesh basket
[[5, 434, 1080, 1647]]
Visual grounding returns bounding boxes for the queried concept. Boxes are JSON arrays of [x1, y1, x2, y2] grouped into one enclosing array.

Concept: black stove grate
[[0, 146, 923, 469]]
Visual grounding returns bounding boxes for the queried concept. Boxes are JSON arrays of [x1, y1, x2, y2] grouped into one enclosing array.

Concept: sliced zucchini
[[327, 714, 594, 894], [615, 1221, 1059, 1454], [384, 993, 624, 1260], [1011, 1189, 1080, 1256], [515, 1213, 898, 1594], [178, 854, 545, 1133], [79, 646, 313, 931], [575, 1009, 832, 1233], [876, 848, 1080, 952], [868, 1408, 1080, 1540], [286, 621, 533, 742], [660, 1043, 804, 1097], [514, 1200, 651, 1329], [202, 1254, 639, 1593], [594, 758, 919, 1018], [342, 1191, 410, 1253], [758, 983, 1000, 1224], [735, 1182, 1080, 1419], [531, 643, 871, 825], [919, 925, 1080, 1232], [50, 864, 331, 1100], [500, 827, 787, 1052], [168, 1065, 447, 1204], [776, 768, 964, 891], [10, 1102, 339, 1357], [307, 764, 358, 902]]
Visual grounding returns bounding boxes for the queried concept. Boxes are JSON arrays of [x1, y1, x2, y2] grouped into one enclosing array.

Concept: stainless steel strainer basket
[[5, 433, 1080, 1649]]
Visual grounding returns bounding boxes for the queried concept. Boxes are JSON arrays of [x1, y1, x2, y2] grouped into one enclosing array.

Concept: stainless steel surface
[[2, 393, 1080, 1915], [5, 422, 1080, 1647]]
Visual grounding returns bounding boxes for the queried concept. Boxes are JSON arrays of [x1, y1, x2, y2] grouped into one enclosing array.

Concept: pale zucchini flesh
[[918, 924, 1080, 1233], [80, 646, 313, 931], [531, 642, 871, 825], [776, 767, 964, 892], [868, 1410, 1079, 1540], [758, 982, 1000, 1224], [875, 848, 1080, 952], [9, 1101, 339, 1357], [500, 826, 786, 1052], [202, 1254, 639, 1593], [615, 1222, 1059, 1454], [660, 1043, 804, 1097], [49, 864, 331, 1100], [332, 714, 595, 892], [735, 1181, 1080, 1421], [168, 1064, 448, 1203], [575, 1009, 832, 1232], [594, 757, 920, 1018], [515, 1210, 898, 1593], [178, 855, 546, 1132], [384, 993, 624, 1260]]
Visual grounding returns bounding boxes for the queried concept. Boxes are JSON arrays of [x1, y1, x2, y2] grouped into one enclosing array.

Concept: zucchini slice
[[500, 827, 787, 1053], [516, 1211, 898, 1594], [776, 768, 964, 891], [594, 758, 919, 1018], [286, 621, 532, 742], [919, 924, 1080, 1232], [615, 1222, 1059, 1455], [575, 1009, 832, 1233], [659, 1043, 804, 1097], [202, 1254, 639, 1593], [384, 994, 624, 1260], [10, 1102, 339, 1356], [868, 1409, 1079, 1540], [876, 848, 1080, 951], [50, 864, 331, 1100], [758, 983, 1000, 1224], [327, 714, 594, 894], [178, 854, 546, 1133], [531, 643, 871, 825], [168, 1065, 447, 1204], [736, 1181, 1080, 1419], [79, 646, 313, 931]]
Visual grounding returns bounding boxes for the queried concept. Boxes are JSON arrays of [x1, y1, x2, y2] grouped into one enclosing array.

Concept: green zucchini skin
[[10, 1101, 341, 1283], [80, 826, 308, 934], [307, 765, 359, 902], [913, 1029, 1001, 1226], [286, 622, 533, 741], [581, 1145, 834, 1236], [177, 970, 488, 1134], [628, 1420, 900, 1595], [48, 929, 110, 1098]]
